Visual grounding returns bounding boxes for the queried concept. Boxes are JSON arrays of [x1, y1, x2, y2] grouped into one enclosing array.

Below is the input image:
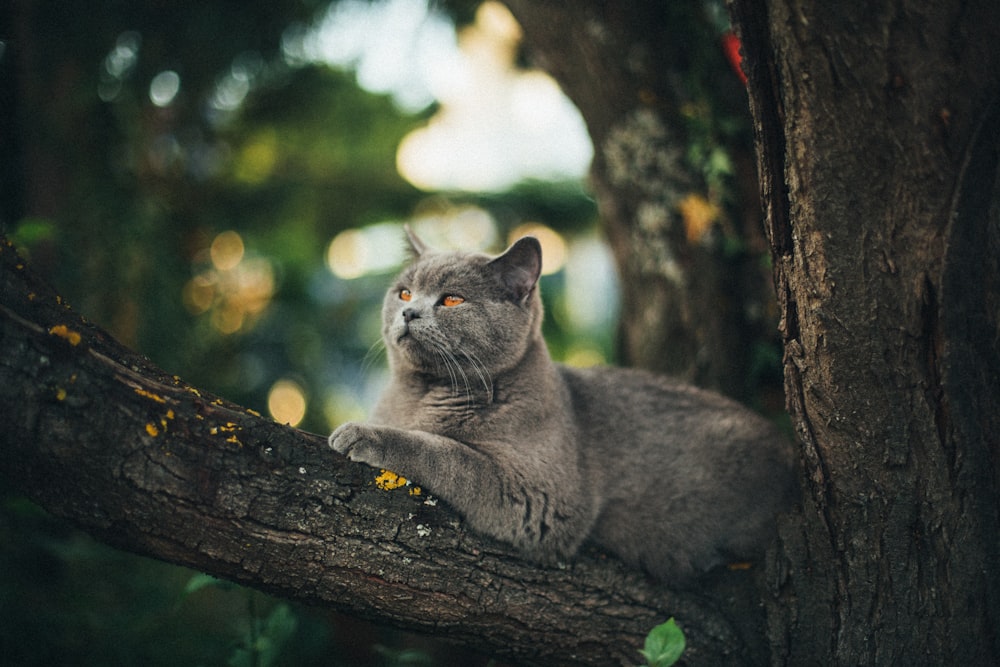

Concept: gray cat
[[329, 228, 796, 581]]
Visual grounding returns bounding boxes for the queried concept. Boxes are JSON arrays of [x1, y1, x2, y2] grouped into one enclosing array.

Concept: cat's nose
[[402, 308, 420, 323]]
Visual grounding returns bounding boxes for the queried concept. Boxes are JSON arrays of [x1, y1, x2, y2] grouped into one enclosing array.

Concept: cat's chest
[[376, 375, 538, 444], [416, 388, 489, 430]]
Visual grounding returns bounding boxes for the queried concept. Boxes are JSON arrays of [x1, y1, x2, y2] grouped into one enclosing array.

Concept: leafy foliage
[[639, 618, 686, 667]]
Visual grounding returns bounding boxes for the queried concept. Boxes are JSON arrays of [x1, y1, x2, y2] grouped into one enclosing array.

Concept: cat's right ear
[[404, 224, 427, 258], [490, 236, 542, 303]]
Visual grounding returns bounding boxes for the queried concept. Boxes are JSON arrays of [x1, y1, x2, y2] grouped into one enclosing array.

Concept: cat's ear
[[403, 224, 427, 257], [490, 236, 542, 303]]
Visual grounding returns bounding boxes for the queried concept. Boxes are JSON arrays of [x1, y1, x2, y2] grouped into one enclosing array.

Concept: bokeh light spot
[[184, 234, 275, 335], [149, 70, 181, 107], [326, 223, 410, 279], [268, 379, 308, 427], [327, 229, 368, 279], [509, 223, 566, 275], [392, 0, 591, 191], [476, 1, 522, 43], [210, 231, 245, 271], [182, 273, 216, 314], [212, 304, 245, 335]]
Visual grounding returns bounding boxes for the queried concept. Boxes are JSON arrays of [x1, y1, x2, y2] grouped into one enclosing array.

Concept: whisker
[[430, 339, 474, 404], [462, 349, 495, 401], [444, 346, 474, 402], [433, 345, 459, 396], [400, 326, 481, 406], [361, 338, 387, 375]]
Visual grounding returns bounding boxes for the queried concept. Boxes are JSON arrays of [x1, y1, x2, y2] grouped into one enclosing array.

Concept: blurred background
[[1, 0, 768, 664]]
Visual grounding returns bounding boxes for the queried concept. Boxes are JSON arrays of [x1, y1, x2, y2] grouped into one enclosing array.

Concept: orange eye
[[399, 288, 412, 302], [441, 295, 464, 307]]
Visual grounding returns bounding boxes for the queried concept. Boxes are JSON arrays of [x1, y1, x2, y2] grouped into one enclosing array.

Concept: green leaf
[[639, 618, 686, 667]]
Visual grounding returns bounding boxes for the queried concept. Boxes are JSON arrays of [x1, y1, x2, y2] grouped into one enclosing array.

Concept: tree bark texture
[[0, 239, 776, 665], [730, 0, 1000, 663], [504, 0, 776, 400]]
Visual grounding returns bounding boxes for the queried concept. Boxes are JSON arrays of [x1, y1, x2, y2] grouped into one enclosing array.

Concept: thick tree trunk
[[0, 239, 773, 665], [730, 0, 1000, 663]]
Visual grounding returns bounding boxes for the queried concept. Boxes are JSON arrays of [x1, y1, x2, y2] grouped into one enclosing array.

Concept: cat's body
[[330, 231, 796, 581]]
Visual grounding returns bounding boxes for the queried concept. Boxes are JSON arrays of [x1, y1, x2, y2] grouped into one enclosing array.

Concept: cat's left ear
[[490, 236, 542, 303], [404, 224, 427, 257]]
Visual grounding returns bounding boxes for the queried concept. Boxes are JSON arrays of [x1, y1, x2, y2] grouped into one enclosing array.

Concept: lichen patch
[[134, 387, 167, 403], [48, 324, 82, 346]]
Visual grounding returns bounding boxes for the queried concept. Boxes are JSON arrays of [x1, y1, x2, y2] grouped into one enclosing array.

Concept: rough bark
[[730, 0, 1000, 663], [504, 0, 774, 399], [0, 238, 774, 665]]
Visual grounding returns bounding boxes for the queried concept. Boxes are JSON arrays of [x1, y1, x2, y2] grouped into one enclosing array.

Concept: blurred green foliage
[[1, 1, 599, 664], [2, 0, 604, 433]]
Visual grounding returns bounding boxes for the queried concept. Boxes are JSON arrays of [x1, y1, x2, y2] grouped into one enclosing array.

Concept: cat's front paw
[[328, 422, 384, 467]]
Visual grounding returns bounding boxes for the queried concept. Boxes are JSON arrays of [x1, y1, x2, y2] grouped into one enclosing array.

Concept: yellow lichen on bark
[[373, 470, 422, 495], [375, 469, 410, 491], [134, 387, 167, 403], [48, 324, 82, 346]]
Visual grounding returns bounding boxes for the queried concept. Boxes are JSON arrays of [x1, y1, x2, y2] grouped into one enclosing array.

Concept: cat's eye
[[399, 288, 412, 302], [441, 295, 465, 307]]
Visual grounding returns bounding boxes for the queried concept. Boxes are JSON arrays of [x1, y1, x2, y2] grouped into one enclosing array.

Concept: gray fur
[[329, 231, 796, 581]]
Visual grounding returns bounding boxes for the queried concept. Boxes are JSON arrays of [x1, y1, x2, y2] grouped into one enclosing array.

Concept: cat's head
[[381, 226, 544, 378]]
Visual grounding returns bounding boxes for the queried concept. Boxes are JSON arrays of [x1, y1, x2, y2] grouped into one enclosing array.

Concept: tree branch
[[0, 238, 770, 665]]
